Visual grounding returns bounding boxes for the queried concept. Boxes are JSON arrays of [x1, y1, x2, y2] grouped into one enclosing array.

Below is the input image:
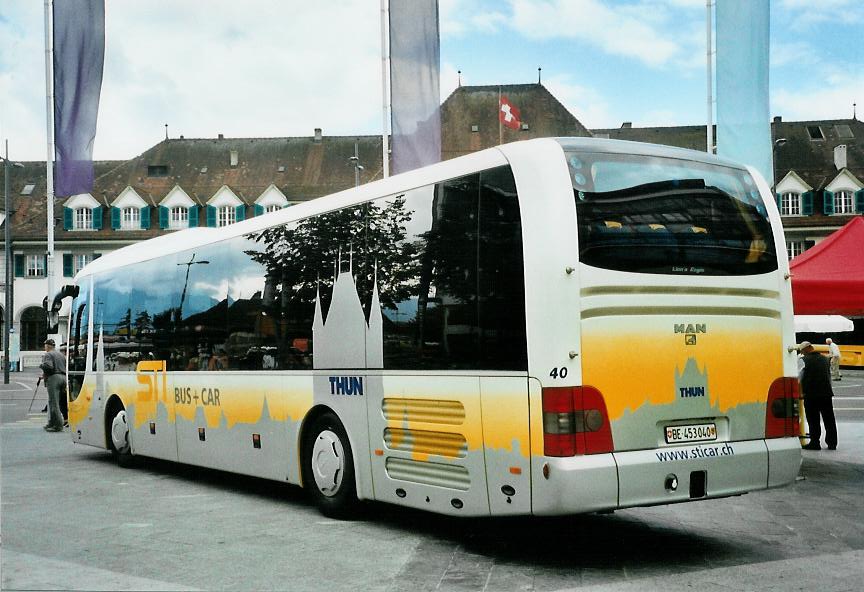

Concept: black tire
[[302, 412, 357, 518], [107, 403, 134, 467]]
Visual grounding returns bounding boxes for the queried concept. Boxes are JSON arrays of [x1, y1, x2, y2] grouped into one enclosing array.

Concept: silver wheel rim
[[111, 410, 130, 454], [311, 430, 344, 497]]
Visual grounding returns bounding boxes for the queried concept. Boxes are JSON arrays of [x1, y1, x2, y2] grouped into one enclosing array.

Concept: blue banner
[[53, 0, 105, 196], [389, 0, 440, 175], [716, 0, 772, 185]]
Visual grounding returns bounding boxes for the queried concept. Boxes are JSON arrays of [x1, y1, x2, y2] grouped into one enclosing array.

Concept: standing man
[[826, 338, 842, 381], [799, 341, 837, 451], [40, 339, 67, 432]]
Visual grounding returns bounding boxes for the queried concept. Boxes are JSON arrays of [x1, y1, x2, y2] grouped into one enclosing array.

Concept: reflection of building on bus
[[60, 138, 801, 520]]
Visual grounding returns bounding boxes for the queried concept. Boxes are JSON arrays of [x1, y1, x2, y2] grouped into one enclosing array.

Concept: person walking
[[799, 341, 837, 450], [40, 339, 67, 433], [826, 338, 842, 381]]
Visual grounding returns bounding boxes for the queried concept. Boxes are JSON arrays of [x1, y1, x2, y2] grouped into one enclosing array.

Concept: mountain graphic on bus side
[[312, 257, 383, 370]]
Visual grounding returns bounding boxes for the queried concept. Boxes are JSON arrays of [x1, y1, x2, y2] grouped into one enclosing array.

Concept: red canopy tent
[[789, 216, 864, 316]]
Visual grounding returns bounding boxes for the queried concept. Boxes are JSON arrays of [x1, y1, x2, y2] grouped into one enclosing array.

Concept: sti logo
[[329, 376, 364, 396]]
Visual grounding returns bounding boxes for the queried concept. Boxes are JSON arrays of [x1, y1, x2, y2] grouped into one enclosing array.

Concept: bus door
[[366, 375, 490, 516]]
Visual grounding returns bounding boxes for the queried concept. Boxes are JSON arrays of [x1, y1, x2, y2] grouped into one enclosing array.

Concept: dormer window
[[833, 190, 855, 214], [218, 205, 236, 227], [266, 204, 282, 213], [121, 207, 140, 229], [169, 206, 189, 229], [74, 207, 93, 230], [780, 192, 801, 216]]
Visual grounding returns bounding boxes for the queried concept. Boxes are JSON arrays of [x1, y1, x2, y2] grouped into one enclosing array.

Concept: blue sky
[[1, 0, 862, 161]]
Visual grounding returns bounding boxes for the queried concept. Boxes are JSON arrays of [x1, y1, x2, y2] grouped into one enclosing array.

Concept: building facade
[[3, 82, 860, 365]]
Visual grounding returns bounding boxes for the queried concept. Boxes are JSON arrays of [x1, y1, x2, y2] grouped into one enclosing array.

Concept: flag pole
[[43, 0, 56, 323], [380, 0, 390, 178], [498, 87, 503, 146], [706, 0, 714, 154]]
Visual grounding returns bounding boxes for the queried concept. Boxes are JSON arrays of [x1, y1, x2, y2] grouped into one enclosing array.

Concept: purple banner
[[53, 0, 105, 196], [389, 0, 440, 175]]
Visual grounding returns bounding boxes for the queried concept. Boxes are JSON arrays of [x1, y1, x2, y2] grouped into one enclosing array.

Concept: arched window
[[21, 306, 47, 351]]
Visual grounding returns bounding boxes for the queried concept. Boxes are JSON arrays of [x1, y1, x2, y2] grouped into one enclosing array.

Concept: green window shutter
[[188, 206, 199, 227], [855, 189, 864, 213], [14, 254, 25, 277], [63, 254, 73, 277], [63, 207, 73, 230], [254, 204, 264, 216], [43, 255, 48, 276], [158, 206, 169, 229], [140, 207, 151, 229], [775, 193, 781, 209], [110, 207, 121, 230], [93, 253, 101, 260], [235, 205, 246, 222], [92, 206, 103, 230], [206, 206, 216, 227], [823, 190, 835, 215], [801, 191, 814, 215]]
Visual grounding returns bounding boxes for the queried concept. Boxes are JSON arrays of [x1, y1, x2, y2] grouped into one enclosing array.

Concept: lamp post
[[3, 140, 25, 384], [772, 138, 787, 187], [349, 141, 364, 188]]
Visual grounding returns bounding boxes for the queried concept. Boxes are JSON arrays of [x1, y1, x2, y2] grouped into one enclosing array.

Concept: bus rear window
[[567, 151, 777, 276]]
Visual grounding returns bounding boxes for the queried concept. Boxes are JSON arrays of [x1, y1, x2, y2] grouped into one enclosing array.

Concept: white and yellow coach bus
[[59, 138, 801, 518]]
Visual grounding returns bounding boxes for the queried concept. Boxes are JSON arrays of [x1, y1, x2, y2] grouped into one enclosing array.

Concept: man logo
[[674, 324, 707, 334]]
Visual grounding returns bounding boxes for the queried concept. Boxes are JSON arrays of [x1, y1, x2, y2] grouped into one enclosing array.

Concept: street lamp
[[3, 139, 25, 384], [349, 140, 364, 188], [772, 138, 788, 186]]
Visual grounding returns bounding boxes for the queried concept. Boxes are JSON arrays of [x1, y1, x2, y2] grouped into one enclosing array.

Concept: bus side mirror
[[46, 285, 80, 334]]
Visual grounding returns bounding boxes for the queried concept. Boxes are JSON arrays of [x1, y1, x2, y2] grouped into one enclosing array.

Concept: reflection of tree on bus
[[247, 198, 419, 366]]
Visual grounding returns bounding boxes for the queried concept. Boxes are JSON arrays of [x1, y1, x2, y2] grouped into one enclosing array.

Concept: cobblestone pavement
[[2, 369, 863, 591]]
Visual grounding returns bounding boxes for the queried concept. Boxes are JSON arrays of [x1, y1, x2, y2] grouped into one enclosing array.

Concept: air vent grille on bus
[[385, 457, 470, 490], [384, 428, 468, 458], [382, 398, 465, 425]]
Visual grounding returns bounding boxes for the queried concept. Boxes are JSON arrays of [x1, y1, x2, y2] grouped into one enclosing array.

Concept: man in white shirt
[[826, 338, 842, 381]]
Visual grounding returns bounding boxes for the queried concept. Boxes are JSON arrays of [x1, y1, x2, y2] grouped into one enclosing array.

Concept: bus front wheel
[[108, 403, 133, 467], [302, 412, 357, 518]]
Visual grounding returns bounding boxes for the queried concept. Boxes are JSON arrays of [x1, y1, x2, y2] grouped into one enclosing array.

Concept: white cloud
[[508, 0, 682, 68], [542, 74, 615, 128], [3, 1, 386, 160], [771, 41, 819, 68], [773, 70, 863, 121], [440, 0, 508, 36], [780, 0, 864, 30]]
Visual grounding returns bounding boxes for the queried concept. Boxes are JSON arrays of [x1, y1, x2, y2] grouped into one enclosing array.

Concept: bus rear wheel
[[302, 412, 357, 518], [108, 404, 133, 467]]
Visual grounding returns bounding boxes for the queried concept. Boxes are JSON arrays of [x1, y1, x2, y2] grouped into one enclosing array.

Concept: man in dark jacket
[[799, 341, 837, 450]]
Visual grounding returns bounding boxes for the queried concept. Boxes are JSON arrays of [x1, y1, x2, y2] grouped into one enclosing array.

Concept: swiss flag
[[499, 95, 521, 130]]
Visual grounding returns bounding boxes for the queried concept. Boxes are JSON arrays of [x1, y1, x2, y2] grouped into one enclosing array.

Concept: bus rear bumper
[[531, 438, 800, 515]]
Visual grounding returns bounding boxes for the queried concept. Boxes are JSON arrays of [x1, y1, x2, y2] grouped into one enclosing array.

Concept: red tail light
[[765, 377, 799, 438], [542, 386, 614, 456]]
